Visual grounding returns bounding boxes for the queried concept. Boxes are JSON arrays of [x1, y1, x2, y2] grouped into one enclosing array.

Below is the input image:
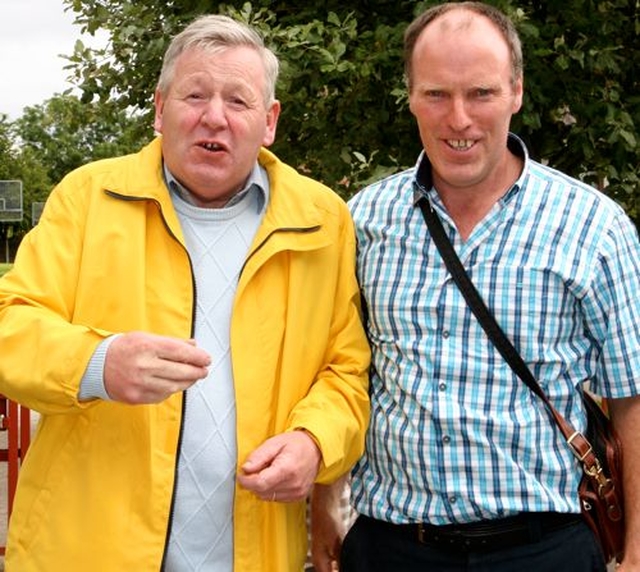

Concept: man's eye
[[186, 92, 205, 101], [474, 88, 493, 98]]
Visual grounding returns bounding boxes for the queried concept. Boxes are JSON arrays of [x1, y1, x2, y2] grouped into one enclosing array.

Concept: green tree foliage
[[0, 95, 145, 251], [16, 93, 148, 185], [512, 0, 640, 224], [58, 1, 638, 222], [0, 113, 51, 230], [0, 115, 20, 180]]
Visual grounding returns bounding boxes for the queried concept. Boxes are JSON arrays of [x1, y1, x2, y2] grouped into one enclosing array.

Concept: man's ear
[[262, 100, 281, 148], [512, 76, 524, 114], [153, 89, 165, 133]]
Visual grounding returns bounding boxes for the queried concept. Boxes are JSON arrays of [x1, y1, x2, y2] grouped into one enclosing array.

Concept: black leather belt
[[364, 512, 582, 553]]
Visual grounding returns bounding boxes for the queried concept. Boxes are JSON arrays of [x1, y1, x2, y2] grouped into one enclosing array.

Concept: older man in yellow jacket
[[0, 14, 369, 572]]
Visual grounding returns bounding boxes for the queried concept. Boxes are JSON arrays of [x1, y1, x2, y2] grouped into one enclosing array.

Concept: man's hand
[[104, 331, 211, 403], [237, 430, 321, 502], [311, 476, 351, 572]]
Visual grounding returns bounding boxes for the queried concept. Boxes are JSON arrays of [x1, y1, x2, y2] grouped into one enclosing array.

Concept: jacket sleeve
[[285, 201, 371, 484], [0, 174, 109, 414]]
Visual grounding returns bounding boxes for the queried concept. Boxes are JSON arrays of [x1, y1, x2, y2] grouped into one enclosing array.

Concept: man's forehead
[[427, 9, 494, 36]]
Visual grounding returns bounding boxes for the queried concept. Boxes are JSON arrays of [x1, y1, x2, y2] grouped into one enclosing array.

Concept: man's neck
[[435, 151, 523, 241]]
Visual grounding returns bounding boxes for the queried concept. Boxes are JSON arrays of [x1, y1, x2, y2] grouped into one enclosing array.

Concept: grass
[[0, 263, 12, 277]]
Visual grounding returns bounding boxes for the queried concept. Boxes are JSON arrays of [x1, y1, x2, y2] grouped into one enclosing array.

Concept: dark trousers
[[341, 514, 606, 572]]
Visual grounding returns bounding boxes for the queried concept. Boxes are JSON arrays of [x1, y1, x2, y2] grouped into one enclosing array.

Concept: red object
[[0, 396, 31, 555]]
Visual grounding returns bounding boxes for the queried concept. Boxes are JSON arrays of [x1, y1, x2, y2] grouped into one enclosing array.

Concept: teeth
[[448, 139, 474, 150], [202, 142, 222, 151]]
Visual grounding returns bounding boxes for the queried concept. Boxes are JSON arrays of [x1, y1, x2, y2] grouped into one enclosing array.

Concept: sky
[[0, 0, 105, 121]]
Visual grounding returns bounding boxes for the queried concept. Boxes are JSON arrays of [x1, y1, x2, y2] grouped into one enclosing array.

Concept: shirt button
[[442, 330, 450, 339], [449, 496, 457, 504], [438, 382, 447, 391], [442, 435, 451, 444]]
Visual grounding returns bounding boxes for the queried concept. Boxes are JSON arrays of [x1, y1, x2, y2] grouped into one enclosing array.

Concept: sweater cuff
[[78, 335, 119, 402]]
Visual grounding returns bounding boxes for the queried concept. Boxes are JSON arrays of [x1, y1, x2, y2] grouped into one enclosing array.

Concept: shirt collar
[[163, 161, 270, 213], [412, 132, 528, 206]]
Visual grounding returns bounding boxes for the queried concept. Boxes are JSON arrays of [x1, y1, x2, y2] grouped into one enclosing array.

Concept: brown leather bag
[[576, 392, 625, 563]]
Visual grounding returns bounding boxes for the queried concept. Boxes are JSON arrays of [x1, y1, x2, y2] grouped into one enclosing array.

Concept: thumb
[[242, 435, 282, 474], [241, 437, 283, 474]]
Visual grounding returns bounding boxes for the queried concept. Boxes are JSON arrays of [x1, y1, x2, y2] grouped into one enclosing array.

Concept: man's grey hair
[[156, 14, 280, 105]]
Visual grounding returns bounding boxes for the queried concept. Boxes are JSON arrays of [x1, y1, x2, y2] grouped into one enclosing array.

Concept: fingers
[[237, 431, 321, 502], [311, 535, 342, 572], [241, 436, 283, 476], [103, 331, 211, 404], [154, 335, 211, 369], [312, 534, 342, 572], [237, 441, 287, 502], [312, 554, 340, 572]]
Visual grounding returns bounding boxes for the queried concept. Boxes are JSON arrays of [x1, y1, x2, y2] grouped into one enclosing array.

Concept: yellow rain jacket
[[0, 138, 370, 571]]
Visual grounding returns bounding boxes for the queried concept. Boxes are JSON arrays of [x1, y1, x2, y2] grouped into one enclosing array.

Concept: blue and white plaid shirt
[[348, 134, 640, 525]]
